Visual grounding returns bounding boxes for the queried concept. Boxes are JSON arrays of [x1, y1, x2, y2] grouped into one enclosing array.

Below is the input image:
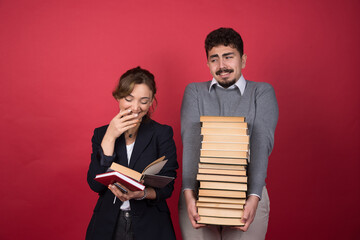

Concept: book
[[198, 167, 246, 176], [202, 122, 248, 129], [200, 157, 247, 165], [108, 156, 174, 188], [197, 216, 244, 226], [201, 128, 248, 136], [200, 150, 248, 159], [201, 142, 249, 151], [197, 207, 243, 218], [200, 181, 247, 191], [197, 174, 247, 183], [202, 135, 249, 143], [94, 171, 145, 191], [200, 116, 245, 122], [110, 156, 165, 181], [198, 189, 246, 198], [198, 163, 246, 171], [197, 196, 246, 205], [196, 202, 244, 209]]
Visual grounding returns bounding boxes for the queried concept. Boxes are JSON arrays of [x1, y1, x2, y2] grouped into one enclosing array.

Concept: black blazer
[[86, 119, 178, 240]]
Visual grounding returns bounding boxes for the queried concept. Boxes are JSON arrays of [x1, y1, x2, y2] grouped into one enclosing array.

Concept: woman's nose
[[131, 102, 141, 113]]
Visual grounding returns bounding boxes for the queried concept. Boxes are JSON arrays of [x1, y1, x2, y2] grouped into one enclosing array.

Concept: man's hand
[[235, 195, 259, 231], [184, 190, 206, 229]]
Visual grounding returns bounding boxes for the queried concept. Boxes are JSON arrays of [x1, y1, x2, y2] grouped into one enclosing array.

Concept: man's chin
[[217, 79, 237, 88]]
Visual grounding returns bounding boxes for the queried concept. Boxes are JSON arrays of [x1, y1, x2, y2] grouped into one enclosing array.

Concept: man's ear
[[241, 54, 247, 69]]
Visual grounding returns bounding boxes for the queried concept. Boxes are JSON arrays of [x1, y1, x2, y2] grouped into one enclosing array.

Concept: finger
[[238, 221, 250, 232], [120, 113, 139, 122], [108, 184, 125, 198], [242, 208, 250, 221], [120, 118, 139, 127], [115, 182, 129, 192], [115, 109, 132, 119]]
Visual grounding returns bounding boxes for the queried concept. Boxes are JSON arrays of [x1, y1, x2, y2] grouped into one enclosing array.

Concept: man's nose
[[219, 59, 226, 69]]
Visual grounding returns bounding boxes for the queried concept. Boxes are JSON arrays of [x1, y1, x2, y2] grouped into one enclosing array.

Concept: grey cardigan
[[181, 80, 279, 198]]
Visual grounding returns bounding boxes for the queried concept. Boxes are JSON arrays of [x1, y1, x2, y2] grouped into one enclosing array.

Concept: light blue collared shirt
[[209, 74, 246, 95]]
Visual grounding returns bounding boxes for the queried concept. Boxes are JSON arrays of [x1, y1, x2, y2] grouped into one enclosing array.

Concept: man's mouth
[[216, 68, 234, 77]]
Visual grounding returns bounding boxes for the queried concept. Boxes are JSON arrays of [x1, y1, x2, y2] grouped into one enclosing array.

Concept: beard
[[218, 78, 237, 88], [215, 68, 236, 88]]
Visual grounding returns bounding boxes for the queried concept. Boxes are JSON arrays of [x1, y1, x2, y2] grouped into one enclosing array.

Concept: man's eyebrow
[[209, 54, 219, 59], [222, 52, 235, 57]]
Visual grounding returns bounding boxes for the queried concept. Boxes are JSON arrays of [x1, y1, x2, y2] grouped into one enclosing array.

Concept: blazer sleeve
[[149, 125, 178, 204], [87, 126, 113, 194]]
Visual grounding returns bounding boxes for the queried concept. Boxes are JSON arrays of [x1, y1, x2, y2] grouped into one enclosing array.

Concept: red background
[[1, 0, 359, 239]]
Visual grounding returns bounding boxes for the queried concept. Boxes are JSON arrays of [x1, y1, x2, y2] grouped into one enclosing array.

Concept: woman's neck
[[125, 124, 140, 145]]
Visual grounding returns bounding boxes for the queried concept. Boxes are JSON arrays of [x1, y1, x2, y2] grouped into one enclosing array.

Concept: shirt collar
[[209, 74, 246, 95]]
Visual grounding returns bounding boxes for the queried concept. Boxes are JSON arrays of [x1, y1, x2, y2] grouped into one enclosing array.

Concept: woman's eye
[[125, 98, 132, 102], [141, 100, 149, 104]]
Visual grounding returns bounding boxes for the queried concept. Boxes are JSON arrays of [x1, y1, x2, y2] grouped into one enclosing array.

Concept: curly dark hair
[[205, 27, 244, 58]]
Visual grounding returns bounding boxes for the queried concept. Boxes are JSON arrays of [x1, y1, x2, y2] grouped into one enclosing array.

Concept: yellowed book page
[[200, 157, 248, 165], [202, 135, 249, 143], [200, 116, 245, 122], [197, 196, 246, 205], [110, 162, 142, 181], [197, 174, 247, 183], [196, 202, 244, 209], [198, 168, 246, 176], [198, 216, 244, 226], [198, 189, 246, 198], [198, 163, 246, 170], [200, 150, 248, 159], [201, 142, 249, 151], [202, 122, 248, 128], [200, 181, 247, 191], [198, 207, 243, 218], [201, 128, 248, 136]]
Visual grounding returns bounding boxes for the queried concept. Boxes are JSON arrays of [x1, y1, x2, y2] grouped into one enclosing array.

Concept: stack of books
[[196, 116, 249, 226]]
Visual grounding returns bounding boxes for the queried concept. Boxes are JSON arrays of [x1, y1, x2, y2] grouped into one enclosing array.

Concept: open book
[[95, 156, 174, 190]]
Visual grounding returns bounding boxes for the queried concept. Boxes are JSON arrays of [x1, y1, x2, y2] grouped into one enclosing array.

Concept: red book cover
[[94, 171, 145, 191]]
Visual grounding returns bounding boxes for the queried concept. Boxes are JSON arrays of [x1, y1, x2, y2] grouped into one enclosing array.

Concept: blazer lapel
[[128, 120, 154, 169], [115, 134, 128, 166]]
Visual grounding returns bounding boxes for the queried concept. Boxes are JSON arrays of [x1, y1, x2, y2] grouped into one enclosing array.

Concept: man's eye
[[211, 59, 217, 63]]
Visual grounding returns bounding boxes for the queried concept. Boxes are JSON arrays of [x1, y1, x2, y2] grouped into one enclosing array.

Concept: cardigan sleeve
[[248, 83, 279, 197], [180, 83, 202, 191]]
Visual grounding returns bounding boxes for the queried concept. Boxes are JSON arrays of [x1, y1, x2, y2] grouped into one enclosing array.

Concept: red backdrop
[[1, 0, 359, 239]]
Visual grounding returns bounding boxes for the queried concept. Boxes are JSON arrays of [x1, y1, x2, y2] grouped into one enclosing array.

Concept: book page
[[142, 159, 168, 175]]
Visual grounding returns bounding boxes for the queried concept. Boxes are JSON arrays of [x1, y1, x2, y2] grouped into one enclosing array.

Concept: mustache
[[215, 68, 234, 76]]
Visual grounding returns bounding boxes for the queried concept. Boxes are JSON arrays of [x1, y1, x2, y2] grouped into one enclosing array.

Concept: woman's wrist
[[135, 188, 147, 200]]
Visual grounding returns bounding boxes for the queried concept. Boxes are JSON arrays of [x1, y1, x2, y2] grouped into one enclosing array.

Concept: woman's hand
[[108, 183, 145, 201], [106, 109, 139, 140], [101, 109, 139, 156]]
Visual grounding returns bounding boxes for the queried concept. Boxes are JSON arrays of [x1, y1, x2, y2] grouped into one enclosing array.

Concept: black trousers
[[113, 211, 133, 240]]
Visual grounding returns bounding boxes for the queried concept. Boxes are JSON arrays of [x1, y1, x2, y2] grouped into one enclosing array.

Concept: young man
[[179, 28, 278, 240]]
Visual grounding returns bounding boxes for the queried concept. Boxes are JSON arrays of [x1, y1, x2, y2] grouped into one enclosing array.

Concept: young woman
[[86, 67, 178, 240]]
